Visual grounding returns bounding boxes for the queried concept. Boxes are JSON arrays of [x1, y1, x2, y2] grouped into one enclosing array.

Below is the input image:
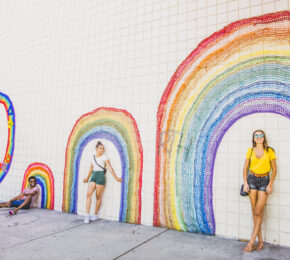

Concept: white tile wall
[[0, 0, 289, 245]]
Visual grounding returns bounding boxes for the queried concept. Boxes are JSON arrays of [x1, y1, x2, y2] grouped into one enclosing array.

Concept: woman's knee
[[254, 208, 263, 217], [97, 194, 102, 202], [87, 192, 93, 199]]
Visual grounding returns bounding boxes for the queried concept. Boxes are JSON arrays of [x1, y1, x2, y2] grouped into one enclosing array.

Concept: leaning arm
[[243, 159, 250, 184], [269, 159, 277, 186], [105, 160, 122, 182], [83, 164, 93, 183]]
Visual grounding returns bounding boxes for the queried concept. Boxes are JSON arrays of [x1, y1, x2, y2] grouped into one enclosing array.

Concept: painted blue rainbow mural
[[154, 11, 290, 234]]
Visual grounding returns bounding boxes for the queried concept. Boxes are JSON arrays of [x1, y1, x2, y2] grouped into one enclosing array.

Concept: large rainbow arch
[[22, 163, 54, 210], [0, 92, 15, 183], [62, 107, 143, 224], [154, 11, 290, 235]]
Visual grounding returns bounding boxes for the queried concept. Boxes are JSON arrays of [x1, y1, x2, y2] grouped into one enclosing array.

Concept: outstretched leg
[[94, 185, 105, 215], [1, 194, 23, 208], [0, 201, 11, 208]]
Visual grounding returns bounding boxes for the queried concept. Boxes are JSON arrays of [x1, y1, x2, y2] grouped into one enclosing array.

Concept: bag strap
[[93, 155, 106, 171], [248, 148, 253, 176]]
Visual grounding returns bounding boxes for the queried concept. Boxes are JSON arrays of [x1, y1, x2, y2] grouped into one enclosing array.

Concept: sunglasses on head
[[254, 134, 264, 138]]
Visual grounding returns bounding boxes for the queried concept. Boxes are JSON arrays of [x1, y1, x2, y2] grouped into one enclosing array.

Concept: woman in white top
[[83, 141, 122, 223]]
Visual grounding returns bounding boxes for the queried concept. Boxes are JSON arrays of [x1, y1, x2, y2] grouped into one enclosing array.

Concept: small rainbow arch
[[0, 92, 15, 183], [22, 163, 54, 210], [154, 11, 290, 234], [62, 107, 143, 224]]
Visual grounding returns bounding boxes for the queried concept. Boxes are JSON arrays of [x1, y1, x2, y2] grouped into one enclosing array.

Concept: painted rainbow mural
[[0, 92, 15, 183], [154, 11, 290, 234], [22, 163, 54, 210], [62, 107, 143, 224]]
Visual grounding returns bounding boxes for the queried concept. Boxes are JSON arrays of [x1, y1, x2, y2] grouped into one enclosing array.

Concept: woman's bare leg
[[86, 182, 96, 214], [248, 189, 263, 243], [249, 191, 268, 245], [94, 185, 105, 215], [243, 189, 258, 252]]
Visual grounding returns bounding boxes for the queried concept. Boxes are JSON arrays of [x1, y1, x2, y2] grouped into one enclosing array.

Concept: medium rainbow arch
[[22, 163, 54, 210], [154, 11, 290, 234], [62, 107, 143, 224], [0, 92, 15, 183]]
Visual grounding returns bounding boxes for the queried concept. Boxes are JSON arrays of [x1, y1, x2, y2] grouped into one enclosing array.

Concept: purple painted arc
[[194, 88, 290, 234], [178, 65, 289, 233], [177, 61, 289, 227], [70, 129, 129, 222]]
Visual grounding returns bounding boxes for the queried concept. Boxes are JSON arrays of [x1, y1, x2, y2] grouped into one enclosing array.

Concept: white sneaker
[[84, 215, 90, 224], [90, 214, 99, 221]]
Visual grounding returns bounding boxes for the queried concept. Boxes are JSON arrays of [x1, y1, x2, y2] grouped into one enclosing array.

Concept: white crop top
[[91, 154, 108, 171]]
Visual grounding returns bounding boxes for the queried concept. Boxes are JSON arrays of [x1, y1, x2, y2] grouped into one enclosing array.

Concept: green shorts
[[89, 171, 106, 185]]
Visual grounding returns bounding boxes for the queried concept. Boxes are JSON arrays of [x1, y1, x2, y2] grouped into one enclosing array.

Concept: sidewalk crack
[[113, 229, 168, 259]]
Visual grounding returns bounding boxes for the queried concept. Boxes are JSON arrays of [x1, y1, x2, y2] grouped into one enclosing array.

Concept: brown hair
[[96, 141, 104, 149], [252, 130, 274, 151]]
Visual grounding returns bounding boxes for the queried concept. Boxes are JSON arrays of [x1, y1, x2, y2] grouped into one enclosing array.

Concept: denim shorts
[[247, 173, 270, 191], [10, 200, 30, 209]]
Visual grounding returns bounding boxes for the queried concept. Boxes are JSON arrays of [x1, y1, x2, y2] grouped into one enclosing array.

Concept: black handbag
[[93, 155, 107, 174], [240, 184, 248, 196], [240, 148, 253, 196]]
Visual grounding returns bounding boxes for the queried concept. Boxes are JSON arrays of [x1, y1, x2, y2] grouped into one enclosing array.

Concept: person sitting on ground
[[0, 176, 40, 215]]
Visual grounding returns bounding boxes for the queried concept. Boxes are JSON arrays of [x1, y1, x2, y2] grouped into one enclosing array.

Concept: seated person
[[0, 176, 40, 215]]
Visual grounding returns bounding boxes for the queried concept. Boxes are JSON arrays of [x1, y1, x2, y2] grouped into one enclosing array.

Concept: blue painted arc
[[177, 63, 289, 234], [35, 175, 47, 208]]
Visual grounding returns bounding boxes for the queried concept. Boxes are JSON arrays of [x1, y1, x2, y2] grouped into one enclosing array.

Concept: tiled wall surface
[[0, 0, 289, 246]]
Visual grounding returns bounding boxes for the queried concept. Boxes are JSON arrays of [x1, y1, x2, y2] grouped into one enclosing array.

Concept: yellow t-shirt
[[246, 148, 276, 174]]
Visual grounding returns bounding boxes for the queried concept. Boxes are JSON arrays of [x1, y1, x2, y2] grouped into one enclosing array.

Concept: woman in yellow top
[[243, 130, 277, 252]]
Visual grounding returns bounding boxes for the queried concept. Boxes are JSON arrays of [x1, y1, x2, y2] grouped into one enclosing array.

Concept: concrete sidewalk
[[0, 208, 289, 260]]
